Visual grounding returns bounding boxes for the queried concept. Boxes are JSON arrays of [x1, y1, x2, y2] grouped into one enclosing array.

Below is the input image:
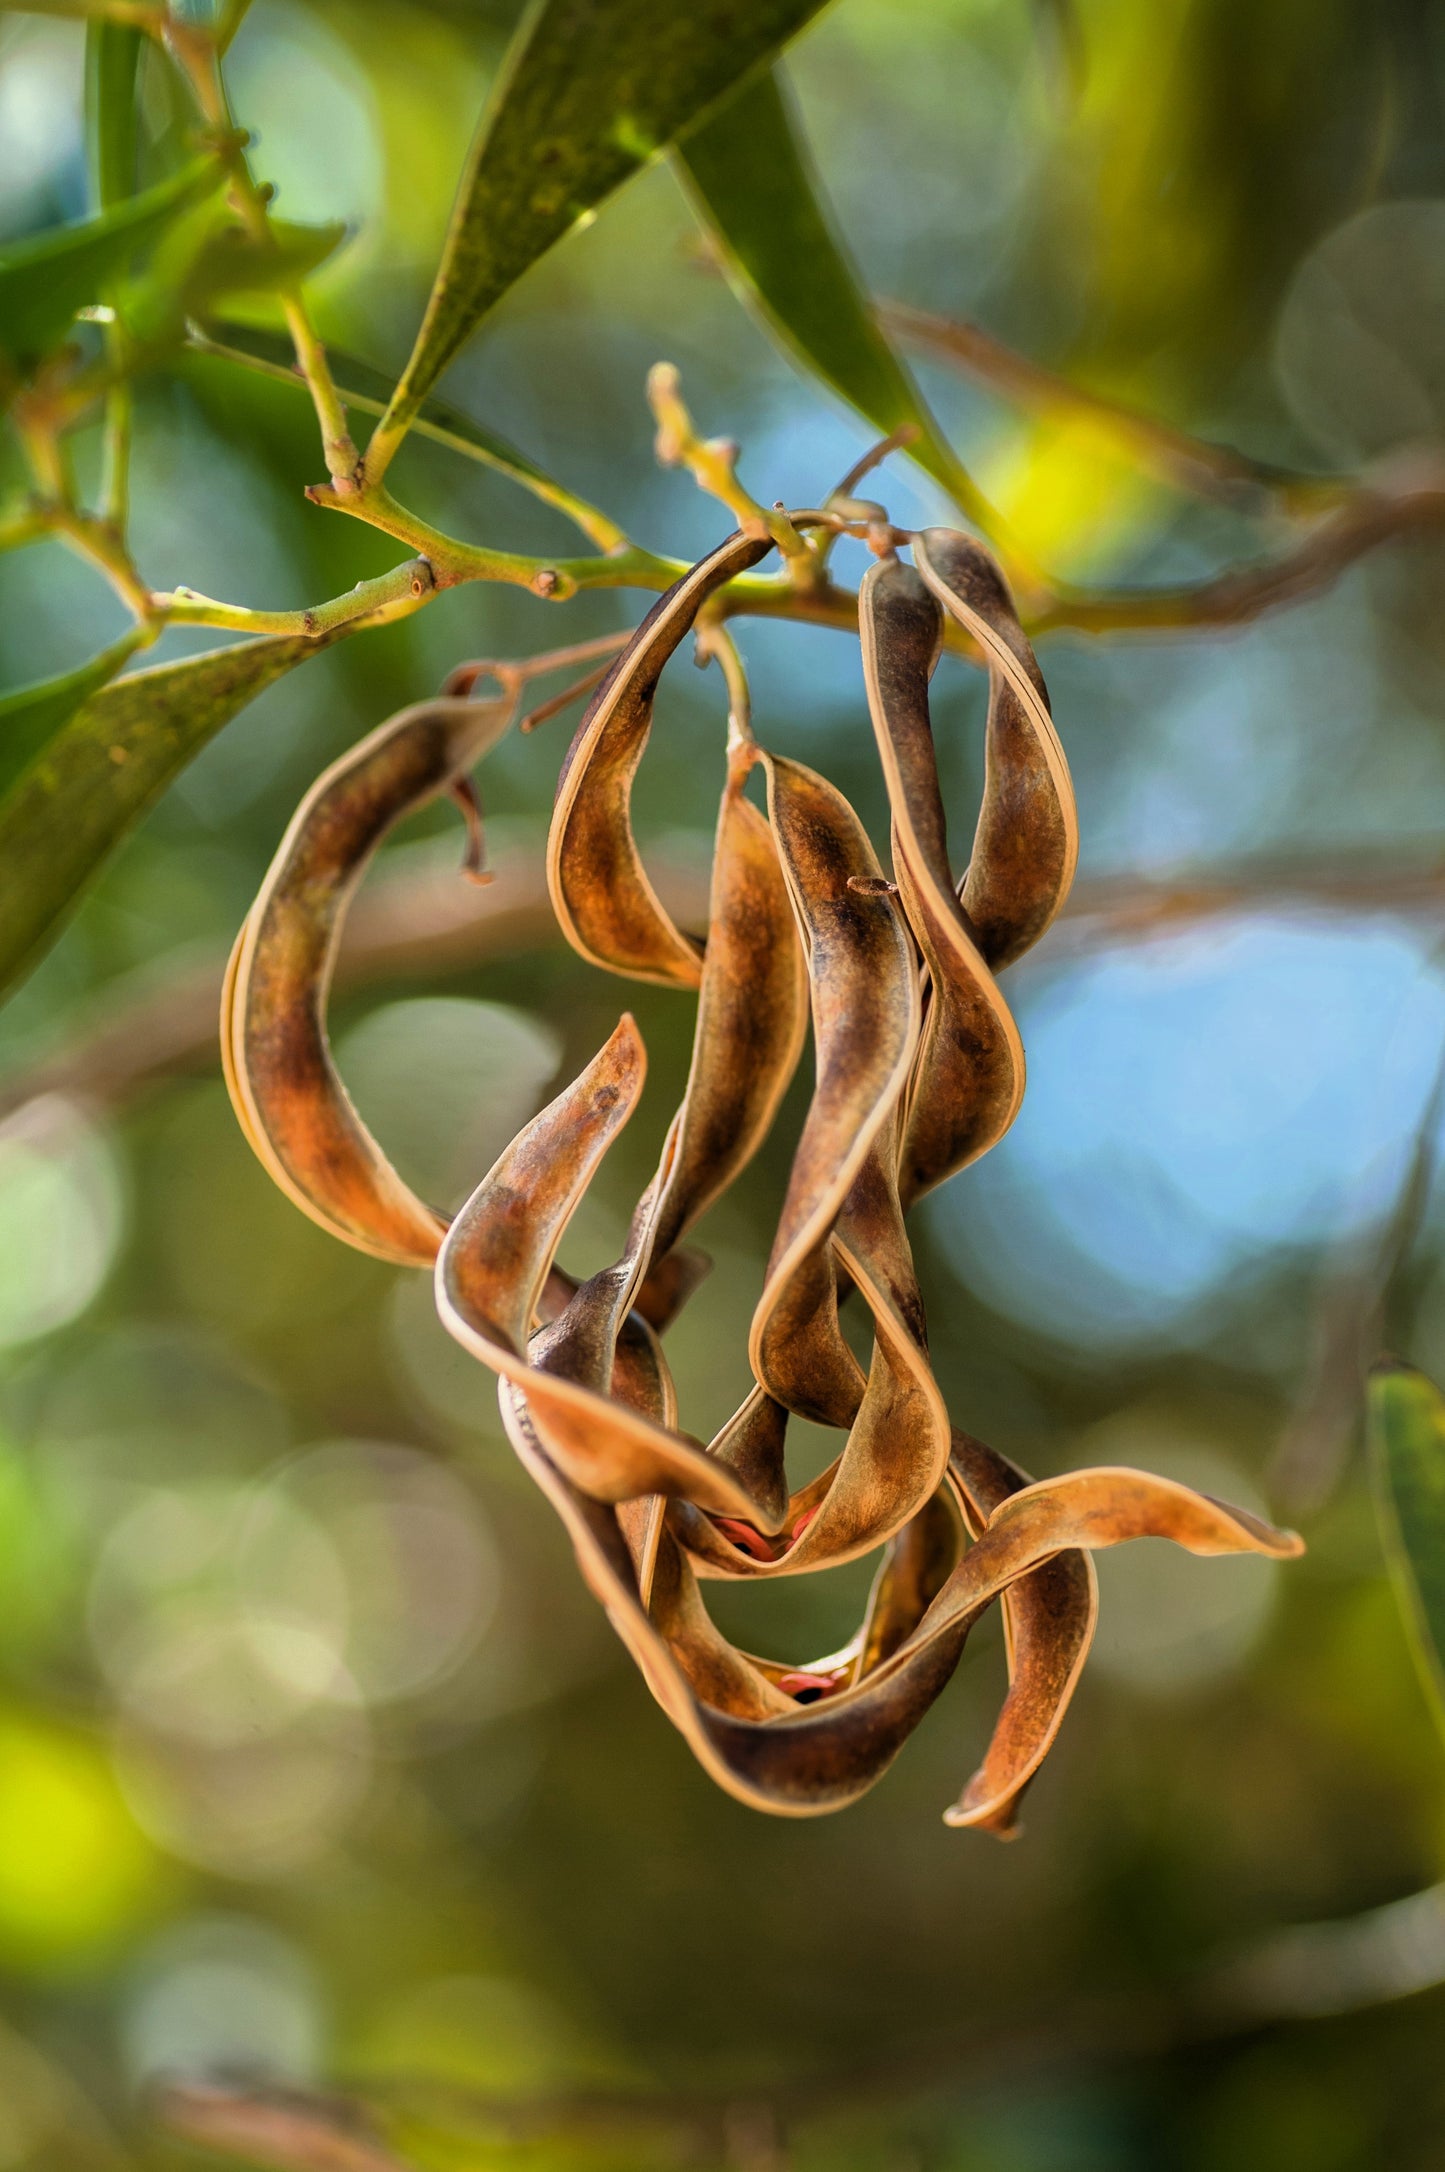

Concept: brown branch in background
[[1031, 456, 1445, 638], [876, 299, 1445, 637], [151, 1869, 1445, 2171], [4, 844, 1441, 1131], [4, 848, 1439, 1125], [879, 299, 1330, 514], [157, 2081, 407, 2172], [0, 837, 711, 1126], [1049, 855, 1445, 955]]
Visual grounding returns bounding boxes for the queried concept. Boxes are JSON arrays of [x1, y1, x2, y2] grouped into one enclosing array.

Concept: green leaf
[[125, 210, 347, 344], [1368, 1359, 1445, 1742], [0, 633, 335, 1000], [676, 66, 996, 532], [189, 216, 348, 306], [0, 632, 143, 802], [187, 323, 622, 547], [85, 19, 144, 210], [0, 156, 223, 369], [372, 0, 831, 464]]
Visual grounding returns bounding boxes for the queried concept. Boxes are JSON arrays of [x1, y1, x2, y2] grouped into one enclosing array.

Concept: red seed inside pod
[[775, 1668, 846, 1704], [712, 1518, 778, 1562]]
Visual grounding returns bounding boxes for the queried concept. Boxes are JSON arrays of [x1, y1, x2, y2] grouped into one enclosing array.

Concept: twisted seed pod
[[436, 1016, 784, 1523], [674, 1108, 951, 1582], [224, 691, 513, 1265], [606, 751, 810, 1558], [912, 527, 1078, 969], [943, 1432, 1096, 1836], [648, 747, 809, 1263], [747, 752, 919, 1427], [667, 747, 954, 1581], [858, 555, 1024, 1206], [224, 685, 696, 1420], [547, 529, 772, 987], [491, 1369, 1300, 1818], [450, 746, 809, 1541]]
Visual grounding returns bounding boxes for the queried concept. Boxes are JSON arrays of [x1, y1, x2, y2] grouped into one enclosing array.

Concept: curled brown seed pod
[[912, 527, 1078, 969], [853, 1483, 966, 1679], [224, 690, 514, 1265], [592, 748, 810, 1550], [547, 529, 772, 987], [675, 1113, 951, 1583], [747, 752, 920, 1427], [942, 1431, 1096, 1836], [648, 745, 809, 1262], [435, 1017, 786, 1526], [494, 1381, 1301, 1819], [858, 555, 1025, 1206]]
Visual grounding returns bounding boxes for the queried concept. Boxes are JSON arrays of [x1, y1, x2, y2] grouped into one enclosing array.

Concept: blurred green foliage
[[4, 0, 1445, 2167]]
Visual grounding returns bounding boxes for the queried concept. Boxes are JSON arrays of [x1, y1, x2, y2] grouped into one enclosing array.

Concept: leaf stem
[[185, 329, 629, 553], [164, 18, 360, 488]]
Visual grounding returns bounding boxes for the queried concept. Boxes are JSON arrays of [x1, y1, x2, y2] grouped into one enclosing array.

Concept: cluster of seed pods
[[223, 521, 1303, 1831]]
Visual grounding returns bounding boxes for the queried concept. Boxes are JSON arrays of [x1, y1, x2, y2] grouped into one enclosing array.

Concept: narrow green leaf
[[372, 0, 831, 464], [0, 630, 143, 801], [0, 156, 223, 369], [188, 216, 348, 306], [125, 210, 347, 345], [1368, 1359, 1445, 1741], [186, 323, 623, 547], [85, 19, 144, 210], [0, 633, 334, 1000], [676, 67, 995, 532]]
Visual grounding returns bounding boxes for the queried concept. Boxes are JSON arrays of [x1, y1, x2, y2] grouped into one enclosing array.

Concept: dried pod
[[224, 690, 513, 1265], [747, 751, 919, 1427], [547, 529, 772, 986], [858, 555, 1024, 1205], [942, 1431, 1096, 1836], [598, 751, 809, 1549], [436, 1016, 786, 1526], [496, 1382, 1300, 1819], [227, 514, 1305, 1837], [912, 527, 1078, 968], [648, 747, 809, 1260]]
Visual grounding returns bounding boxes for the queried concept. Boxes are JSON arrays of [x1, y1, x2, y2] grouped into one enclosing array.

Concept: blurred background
[[4, 0, 1445, 2164]]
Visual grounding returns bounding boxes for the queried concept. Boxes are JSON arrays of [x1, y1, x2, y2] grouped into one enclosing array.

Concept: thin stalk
[[166, 20, 360, 487], [186, 329, 628, 553], [154, 555, 434, 635], [881, 299, 1349, 518]]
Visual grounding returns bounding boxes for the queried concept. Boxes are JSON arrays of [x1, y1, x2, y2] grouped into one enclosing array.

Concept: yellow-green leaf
[[676, 67, 996, 535], [0, 633, 335, 1000], [0, 157, 223, 370], [1368, 1359, 1445, 1742], [370, 0, 831, 469], [0, 632, 143, 802]]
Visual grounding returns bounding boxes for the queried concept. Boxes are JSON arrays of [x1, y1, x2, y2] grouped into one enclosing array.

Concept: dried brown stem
[[0, 835, 710, 1126], [1031, 456, 1445, 638], [156, 2081, 406, 2172], [880, 299, 1341, 514], [9, 844, 1441, 1134]]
